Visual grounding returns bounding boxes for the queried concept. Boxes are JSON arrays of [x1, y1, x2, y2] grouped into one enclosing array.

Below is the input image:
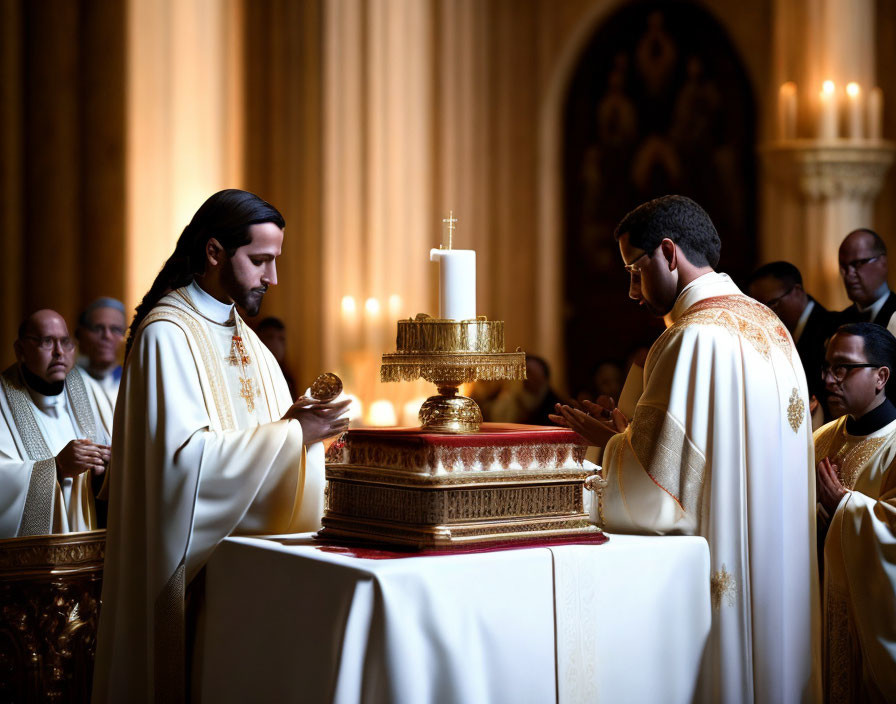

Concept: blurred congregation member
[[256, 316, 297, 399], [0, 310, 112, 537], [76, 297, 127, 407], [813, 323, 896, 700], [839, 228, 896, 334], [747, 261, 838, 427], [492, 354, 563, 426]]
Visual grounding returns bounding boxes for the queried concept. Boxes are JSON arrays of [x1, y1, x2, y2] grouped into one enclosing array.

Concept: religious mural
[[563, 2, 756, 396]]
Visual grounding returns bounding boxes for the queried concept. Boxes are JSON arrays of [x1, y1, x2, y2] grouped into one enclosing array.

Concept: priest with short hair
[[0, 309, 112, 537], [814, 322, 896, 701], [92, 189, 349, 703], [553, 195, 820, 702]]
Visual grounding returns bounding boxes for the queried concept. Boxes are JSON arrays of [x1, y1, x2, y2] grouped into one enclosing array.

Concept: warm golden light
[[822, 80, 836, 95], [846, 82, 860, 98], [341, 295, 357, 315], [365, 297, 381, 316], [388, 294, 403, 318], [368, 399, 397, 426]]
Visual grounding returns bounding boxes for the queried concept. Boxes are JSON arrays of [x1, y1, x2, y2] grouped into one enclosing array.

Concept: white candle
[[363, 297, 381, 350], [818, 80, 838, 139], [340, 295, 360, 351], [846, 82, 862, 139], [778, 82, 797, 140], [430, 248, 476, 320], [869, 87, 883, 140]]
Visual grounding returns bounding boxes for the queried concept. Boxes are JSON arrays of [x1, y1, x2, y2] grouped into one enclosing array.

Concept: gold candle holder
[[381, 315, 526, 433]]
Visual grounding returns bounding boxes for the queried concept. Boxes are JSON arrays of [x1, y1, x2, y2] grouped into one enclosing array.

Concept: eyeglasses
[[22, 335, 75, 351], [764, 286, 795, 310], [839, 255, 882, 275], [821, 362, 880, 382], [623, 251, 653, 275], [84, 323, 126, 337]]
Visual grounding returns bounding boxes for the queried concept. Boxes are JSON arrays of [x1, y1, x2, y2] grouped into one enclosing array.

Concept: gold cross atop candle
[[441, 211, 457, 250]]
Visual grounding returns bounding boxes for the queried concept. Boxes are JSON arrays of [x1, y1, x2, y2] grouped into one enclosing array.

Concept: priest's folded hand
[[282, 397, 351, 445], [816, 456, 848, 515], [548, 403, 624, 447], [56, 438, 110, 479]]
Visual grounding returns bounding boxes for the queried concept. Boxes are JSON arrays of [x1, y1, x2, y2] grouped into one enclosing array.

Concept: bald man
[[839, 229, 896, 335], [0, 310, 113, 537]]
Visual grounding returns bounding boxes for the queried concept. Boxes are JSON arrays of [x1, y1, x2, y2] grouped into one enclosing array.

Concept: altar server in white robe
[[92, 190, 349, 704], [0, 309, 112, 537], [553, 195, 820, 703], [814, 323, 896, 702]]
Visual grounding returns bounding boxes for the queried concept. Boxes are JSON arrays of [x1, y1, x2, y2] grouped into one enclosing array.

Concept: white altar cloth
[[197, 533, 710, 704]]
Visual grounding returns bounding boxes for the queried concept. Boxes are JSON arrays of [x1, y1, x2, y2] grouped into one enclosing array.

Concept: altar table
[[197, 533, 710, 704]]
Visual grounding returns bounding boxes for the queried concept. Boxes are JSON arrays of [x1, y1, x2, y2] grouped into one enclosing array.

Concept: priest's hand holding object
[[283, 395, 351, 445], [56, 438, 110, 479]]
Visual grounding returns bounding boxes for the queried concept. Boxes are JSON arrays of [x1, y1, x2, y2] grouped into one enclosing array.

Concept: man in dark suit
[[838, 228, 896, 333], [747, 261, 839, 424]]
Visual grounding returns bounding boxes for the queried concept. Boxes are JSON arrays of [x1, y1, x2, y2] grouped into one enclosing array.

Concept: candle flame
[[779, 81, 796, 95], [341, 295, 357, 315], [822, 80, 835, 95], [364, 297, 381, 316], [368, 399, 397, 426], [846, 82, 860, 97]]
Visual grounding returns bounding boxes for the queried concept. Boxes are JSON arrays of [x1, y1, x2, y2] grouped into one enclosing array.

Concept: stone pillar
[[762, 0, 894, 309]]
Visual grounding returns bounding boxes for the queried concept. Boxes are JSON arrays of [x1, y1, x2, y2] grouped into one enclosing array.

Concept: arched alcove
[[560, 1, 757, 397]]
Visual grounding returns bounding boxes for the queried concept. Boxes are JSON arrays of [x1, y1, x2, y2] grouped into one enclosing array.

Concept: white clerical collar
[[792, 299, 814, 343], [186, 279, 236, 325], [669, 271, 739, 323], [25, 380, 68, 413], [856, 287, 891, 320]]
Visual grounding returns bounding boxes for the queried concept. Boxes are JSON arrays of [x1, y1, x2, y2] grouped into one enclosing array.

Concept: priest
[[92, 190, 350, 703], [814, 322, 896, 701], [552, 196, 820, 702], [0, 309, 112, 537]]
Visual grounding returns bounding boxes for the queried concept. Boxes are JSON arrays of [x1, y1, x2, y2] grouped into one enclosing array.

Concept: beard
[[221, 262, 268, 316], [236, 286, 268, 317]]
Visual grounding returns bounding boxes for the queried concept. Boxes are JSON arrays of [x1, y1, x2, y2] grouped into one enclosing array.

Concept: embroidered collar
[[670, 271, 740, 324]]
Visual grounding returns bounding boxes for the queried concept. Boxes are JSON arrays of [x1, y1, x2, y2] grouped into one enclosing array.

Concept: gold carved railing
[[0, 530, 105, 703]]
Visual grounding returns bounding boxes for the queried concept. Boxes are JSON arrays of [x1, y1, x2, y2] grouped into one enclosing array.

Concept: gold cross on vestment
[[239, 376, 258, 413], [228, 335, 251, 366]]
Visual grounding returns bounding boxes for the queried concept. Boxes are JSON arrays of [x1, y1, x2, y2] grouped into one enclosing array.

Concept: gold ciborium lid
[[381, 314, 526, 433]]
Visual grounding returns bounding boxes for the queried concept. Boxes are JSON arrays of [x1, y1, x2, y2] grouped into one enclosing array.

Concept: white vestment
[[0, 364, 112, 537], [814, 415, 896, 702], [599, 272, 821, 702], [92, 281, 325, 703], [78, 363, 122, 409]]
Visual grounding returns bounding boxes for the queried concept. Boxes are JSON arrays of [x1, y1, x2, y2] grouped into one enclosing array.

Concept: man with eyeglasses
[[838, 229, 896, 334], [76, 297, 127, 408], [813, 322, 896, 700], [0, 309, 113, 537], [551, 195, 819, 701], [747, 261, 838, 427]]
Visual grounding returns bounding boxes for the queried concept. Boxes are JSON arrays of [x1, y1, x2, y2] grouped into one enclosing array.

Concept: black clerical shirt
[[845, 397, 896, 436]]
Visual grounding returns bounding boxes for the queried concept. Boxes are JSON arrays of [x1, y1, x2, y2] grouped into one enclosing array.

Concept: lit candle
[[368, 399, 397, 427], [818, 80, 838, 140], [778, 82, 797, 140], [364, 297, 381, 351], [846, 82, 863, 139], [869, 87, 883, 140], [430, 211, 476, 320], [340, 295, 360, 351]]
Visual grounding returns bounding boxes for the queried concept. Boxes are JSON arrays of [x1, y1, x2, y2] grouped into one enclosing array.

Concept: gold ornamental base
[[418, 385, 482, 433], [321, 466, 598, 548]]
